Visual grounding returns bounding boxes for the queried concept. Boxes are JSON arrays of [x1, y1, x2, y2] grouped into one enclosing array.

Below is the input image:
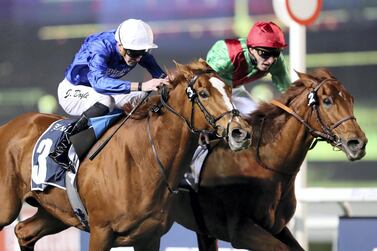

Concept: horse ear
[[295, 70, 316, 88], [198, 58, 206, 63], [198, 58, 213, 72], [172, 59, 180, 67], [173, 60, 185, 71], [173, 60, 189, 73], [294, 69, 309, 79], [173, 60, 194, 79], [310, 68, 336, 79]]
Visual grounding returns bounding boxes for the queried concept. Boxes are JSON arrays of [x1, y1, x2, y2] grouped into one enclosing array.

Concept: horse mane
[[247, 81, 306, 128], [122, 59, 212, 119]]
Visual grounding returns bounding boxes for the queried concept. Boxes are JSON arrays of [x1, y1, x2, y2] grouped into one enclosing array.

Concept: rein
[[146, 115, 179, 194], [271, 78, 355, 149], [146, 72, 241, 194], [255, 78, 355, 176]]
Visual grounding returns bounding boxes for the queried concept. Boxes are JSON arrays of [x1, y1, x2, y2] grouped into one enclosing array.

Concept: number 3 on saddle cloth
[[31, 112, 123, 191]]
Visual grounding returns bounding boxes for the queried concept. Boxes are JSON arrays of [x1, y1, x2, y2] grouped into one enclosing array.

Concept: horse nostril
[[231, 128, 248, 142], [347, 138, 364, 151]]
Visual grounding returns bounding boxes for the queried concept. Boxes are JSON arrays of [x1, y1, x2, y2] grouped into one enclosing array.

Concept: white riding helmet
[[115, 19, 158, 50]]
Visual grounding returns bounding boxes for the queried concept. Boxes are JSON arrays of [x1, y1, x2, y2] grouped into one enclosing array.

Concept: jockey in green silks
[[185, 22, 292, 189], [206, 21, 291, 116]]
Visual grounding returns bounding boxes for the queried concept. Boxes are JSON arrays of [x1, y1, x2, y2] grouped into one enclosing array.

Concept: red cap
[[247, 21, 287, 49]]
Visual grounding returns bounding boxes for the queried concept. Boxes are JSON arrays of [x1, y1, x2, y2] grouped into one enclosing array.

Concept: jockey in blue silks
[[49, 19, 169, 169]]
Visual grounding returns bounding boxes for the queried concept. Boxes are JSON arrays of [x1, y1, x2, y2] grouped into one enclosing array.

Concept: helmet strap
[[248, 48, 257, 65], [117, 43, 126, 57]]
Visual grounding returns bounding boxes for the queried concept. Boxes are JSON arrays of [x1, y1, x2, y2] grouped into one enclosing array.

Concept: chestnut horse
[[0, 60, 252, 251], [173, 69, 367, 251]]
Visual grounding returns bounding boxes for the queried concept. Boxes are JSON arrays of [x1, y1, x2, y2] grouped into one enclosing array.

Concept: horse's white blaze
[[210, 77, 234, 110]]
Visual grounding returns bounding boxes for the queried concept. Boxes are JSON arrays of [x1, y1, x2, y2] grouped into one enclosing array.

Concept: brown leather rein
[[256, 78, 355, 176]]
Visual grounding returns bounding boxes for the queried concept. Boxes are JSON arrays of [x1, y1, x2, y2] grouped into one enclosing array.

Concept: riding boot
[[48, 114, 89, 169], [49, 102, 109, 170]]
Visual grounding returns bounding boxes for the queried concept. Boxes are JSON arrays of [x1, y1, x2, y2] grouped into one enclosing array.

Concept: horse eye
[[199, 90, 209, 98], [323, 97, 332, 107]]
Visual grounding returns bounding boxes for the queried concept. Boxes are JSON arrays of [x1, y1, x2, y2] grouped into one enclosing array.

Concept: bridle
[[159, 72, 240, 136], [271, 78, 355, 150], [147, 71, 241, 193], [256, 78, 355, 176]]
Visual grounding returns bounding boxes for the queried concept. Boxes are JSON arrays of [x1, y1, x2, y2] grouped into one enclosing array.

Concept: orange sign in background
[[285, 0, 322, 26]]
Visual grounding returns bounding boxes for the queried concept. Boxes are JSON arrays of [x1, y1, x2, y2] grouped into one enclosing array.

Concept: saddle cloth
[[31, 119, 76, 191], [31, 112, 123, 191]]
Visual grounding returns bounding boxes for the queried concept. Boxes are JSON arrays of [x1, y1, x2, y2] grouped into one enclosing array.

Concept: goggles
[[125, 49, 148, 58], [254, 47, 281, 60]]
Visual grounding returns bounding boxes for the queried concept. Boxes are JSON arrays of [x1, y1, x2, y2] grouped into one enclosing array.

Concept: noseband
[[271, 78, 356, 149]]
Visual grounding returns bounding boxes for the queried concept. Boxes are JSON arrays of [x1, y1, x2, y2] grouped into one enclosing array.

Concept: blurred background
[[0, 0, 376, 250]]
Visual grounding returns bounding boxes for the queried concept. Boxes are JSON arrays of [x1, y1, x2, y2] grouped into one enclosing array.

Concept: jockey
[[49, 18, 169, 169], [185, 22, 291, 190], [206, 21, 291, 115]]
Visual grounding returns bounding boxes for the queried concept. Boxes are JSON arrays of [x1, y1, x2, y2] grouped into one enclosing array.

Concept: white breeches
[[57, 79, 147, 116], [232, 85, 257, 116]]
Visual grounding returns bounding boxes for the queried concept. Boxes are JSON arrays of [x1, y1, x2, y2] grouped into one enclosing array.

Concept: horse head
[[286, 68, 367, 161], [171, 68, 368, 251], [164, 59, 252, 151]]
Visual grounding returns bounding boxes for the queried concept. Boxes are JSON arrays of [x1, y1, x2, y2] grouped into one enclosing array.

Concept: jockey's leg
[[184, 87, 256, 189], [49, 101, 109, 169], [232, 96, 257, 117], [185, 143, 209, 190]]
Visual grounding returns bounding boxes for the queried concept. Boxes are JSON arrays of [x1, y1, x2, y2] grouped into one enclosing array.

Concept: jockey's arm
[[270, 54, 292, 93], [205, 40, 234, 83], [138, 53, 167, 79], [87, 59, 134, 95], [86, 42, 133, 95]]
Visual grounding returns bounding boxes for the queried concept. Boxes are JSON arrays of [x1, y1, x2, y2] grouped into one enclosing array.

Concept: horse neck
[[261, 95, 314, 174], [152, 85, 201, 188]]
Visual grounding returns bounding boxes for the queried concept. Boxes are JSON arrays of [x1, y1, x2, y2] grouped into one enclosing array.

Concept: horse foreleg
[[227, 218, 292, 251], [15, 207, 69, 251], [0, 202, 22, 231], [275, 226, 304, 251], [88, 226, 114, 251], [0, 183, 23, 231], [196, 233, 218, 251], [134, 238, 160, 251]]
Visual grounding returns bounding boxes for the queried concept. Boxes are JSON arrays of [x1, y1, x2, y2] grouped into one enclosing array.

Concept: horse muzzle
[[227, 127, 252, 152], [341, 137, 367, 161]]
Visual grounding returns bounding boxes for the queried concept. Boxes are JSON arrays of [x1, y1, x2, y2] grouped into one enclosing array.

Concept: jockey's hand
[[142, 78, 170, 92]]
